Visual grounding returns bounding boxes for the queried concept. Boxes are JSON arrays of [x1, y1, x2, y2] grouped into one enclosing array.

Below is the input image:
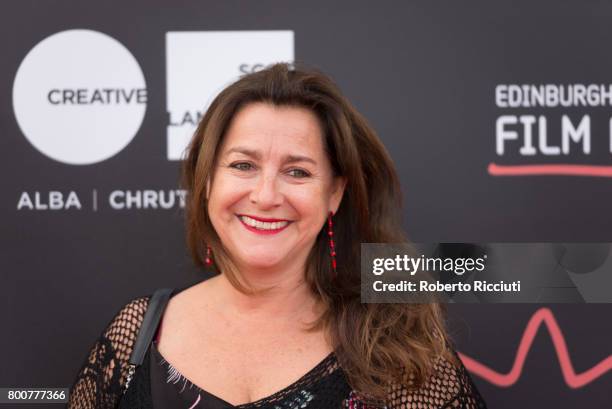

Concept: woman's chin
[[239, 255, 287, 271]]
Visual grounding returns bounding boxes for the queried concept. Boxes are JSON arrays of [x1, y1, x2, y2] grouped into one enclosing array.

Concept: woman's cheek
[[214, 173, 249, 198], [288, 184, 328, 211]]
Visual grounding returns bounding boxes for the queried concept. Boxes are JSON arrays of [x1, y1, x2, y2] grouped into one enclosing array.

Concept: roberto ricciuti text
[[373, 280, 521, 293]]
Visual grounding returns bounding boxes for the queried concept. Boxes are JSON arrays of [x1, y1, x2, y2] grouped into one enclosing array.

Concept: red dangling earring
[[205, 245, 213, 266], [328, 211, 337, 279]]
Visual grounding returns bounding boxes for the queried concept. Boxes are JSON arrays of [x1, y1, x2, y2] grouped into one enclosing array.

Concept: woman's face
[[207, 102, 345, 275]]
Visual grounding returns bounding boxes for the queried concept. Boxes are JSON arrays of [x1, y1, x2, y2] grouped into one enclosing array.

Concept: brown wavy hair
[[181, 63, 453, 403]]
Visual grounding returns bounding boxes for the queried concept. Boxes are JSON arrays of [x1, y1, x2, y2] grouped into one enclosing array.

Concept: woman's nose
[[249, 172, 283, 208]]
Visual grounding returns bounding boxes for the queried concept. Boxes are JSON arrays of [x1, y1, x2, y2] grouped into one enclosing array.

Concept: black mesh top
[[147, 341, 353, 408], [68, 293, 487, 409]]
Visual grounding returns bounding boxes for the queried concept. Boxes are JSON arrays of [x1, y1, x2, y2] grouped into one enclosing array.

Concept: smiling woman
[[207, 103, 345, 275], [67, 63, 487, 409]]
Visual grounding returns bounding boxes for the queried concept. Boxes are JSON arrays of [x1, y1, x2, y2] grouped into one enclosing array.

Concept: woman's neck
[[209, 268, 323, 326]]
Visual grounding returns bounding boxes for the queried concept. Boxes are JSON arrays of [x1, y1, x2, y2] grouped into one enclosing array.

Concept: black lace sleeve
[[386, 353, 487, 409], [67, 296, 150, 409]]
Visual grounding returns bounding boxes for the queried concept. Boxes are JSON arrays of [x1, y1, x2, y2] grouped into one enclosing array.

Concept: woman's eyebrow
[[285, 154, 317, 166], [224, 147, 317, 165], [224, 147, 260, 159]]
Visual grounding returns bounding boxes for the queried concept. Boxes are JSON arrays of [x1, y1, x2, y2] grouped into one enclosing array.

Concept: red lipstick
[[237, 214, 290, 222], [237, 214, 291, 235]]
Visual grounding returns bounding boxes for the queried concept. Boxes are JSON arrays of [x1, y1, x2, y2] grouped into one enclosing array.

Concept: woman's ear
[[330, 176, 347, 214], [206, 179, 211, 200]]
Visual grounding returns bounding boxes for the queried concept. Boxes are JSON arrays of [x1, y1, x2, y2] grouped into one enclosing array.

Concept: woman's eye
[[230, 162, 253, 171], [287, 168, 310, 178]]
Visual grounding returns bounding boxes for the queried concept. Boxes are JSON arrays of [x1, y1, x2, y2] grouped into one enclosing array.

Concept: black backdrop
[[2, 1, 611, 408]]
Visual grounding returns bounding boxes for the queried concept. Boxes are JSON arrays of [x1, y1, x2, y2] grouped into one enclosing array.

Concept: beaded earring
[[205, 245, 213, 266], [328, 211, 337, 279]]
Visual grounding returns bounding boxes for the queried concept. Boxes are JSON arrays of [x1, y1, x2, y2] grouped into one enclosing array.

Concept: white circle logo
[[13, 29, 147, 165]]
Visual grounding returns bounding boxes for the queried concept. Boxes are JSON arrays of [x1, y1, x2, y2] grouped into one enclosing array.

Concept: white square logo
[[165, 30, 295, 160]]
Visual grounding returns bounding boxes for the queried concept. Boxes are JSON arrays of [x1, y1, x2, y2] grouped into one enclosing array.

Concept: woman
[[68, 63, 486, 408]]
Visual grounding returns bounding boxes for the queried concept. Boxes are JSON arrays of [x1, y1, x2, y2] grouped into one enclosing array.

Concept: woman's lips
[[237, 214, 290, 222], [237, 214, 292, 235]]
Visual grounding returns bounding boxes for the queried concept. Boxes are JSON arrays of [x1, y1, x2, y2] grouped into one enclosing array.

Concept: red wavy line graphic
[[488, 163, 612, 177], [458, 308, 612, 388]]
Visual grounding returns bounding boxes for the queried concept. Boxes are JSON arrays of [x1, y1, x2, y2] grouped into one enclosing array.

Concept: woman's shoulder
[[103, 295, 151, 342], [105, 285, 194, 333], [111, 294, 152, 322], [67, 293, 155, 408], [105, 284, 203, 348], [385, 350, 487, 409]]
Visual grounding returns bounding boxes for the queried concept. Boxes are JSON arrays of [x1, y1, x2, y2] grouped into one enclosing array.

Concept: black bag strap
[[128, 288, 173, 366]]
